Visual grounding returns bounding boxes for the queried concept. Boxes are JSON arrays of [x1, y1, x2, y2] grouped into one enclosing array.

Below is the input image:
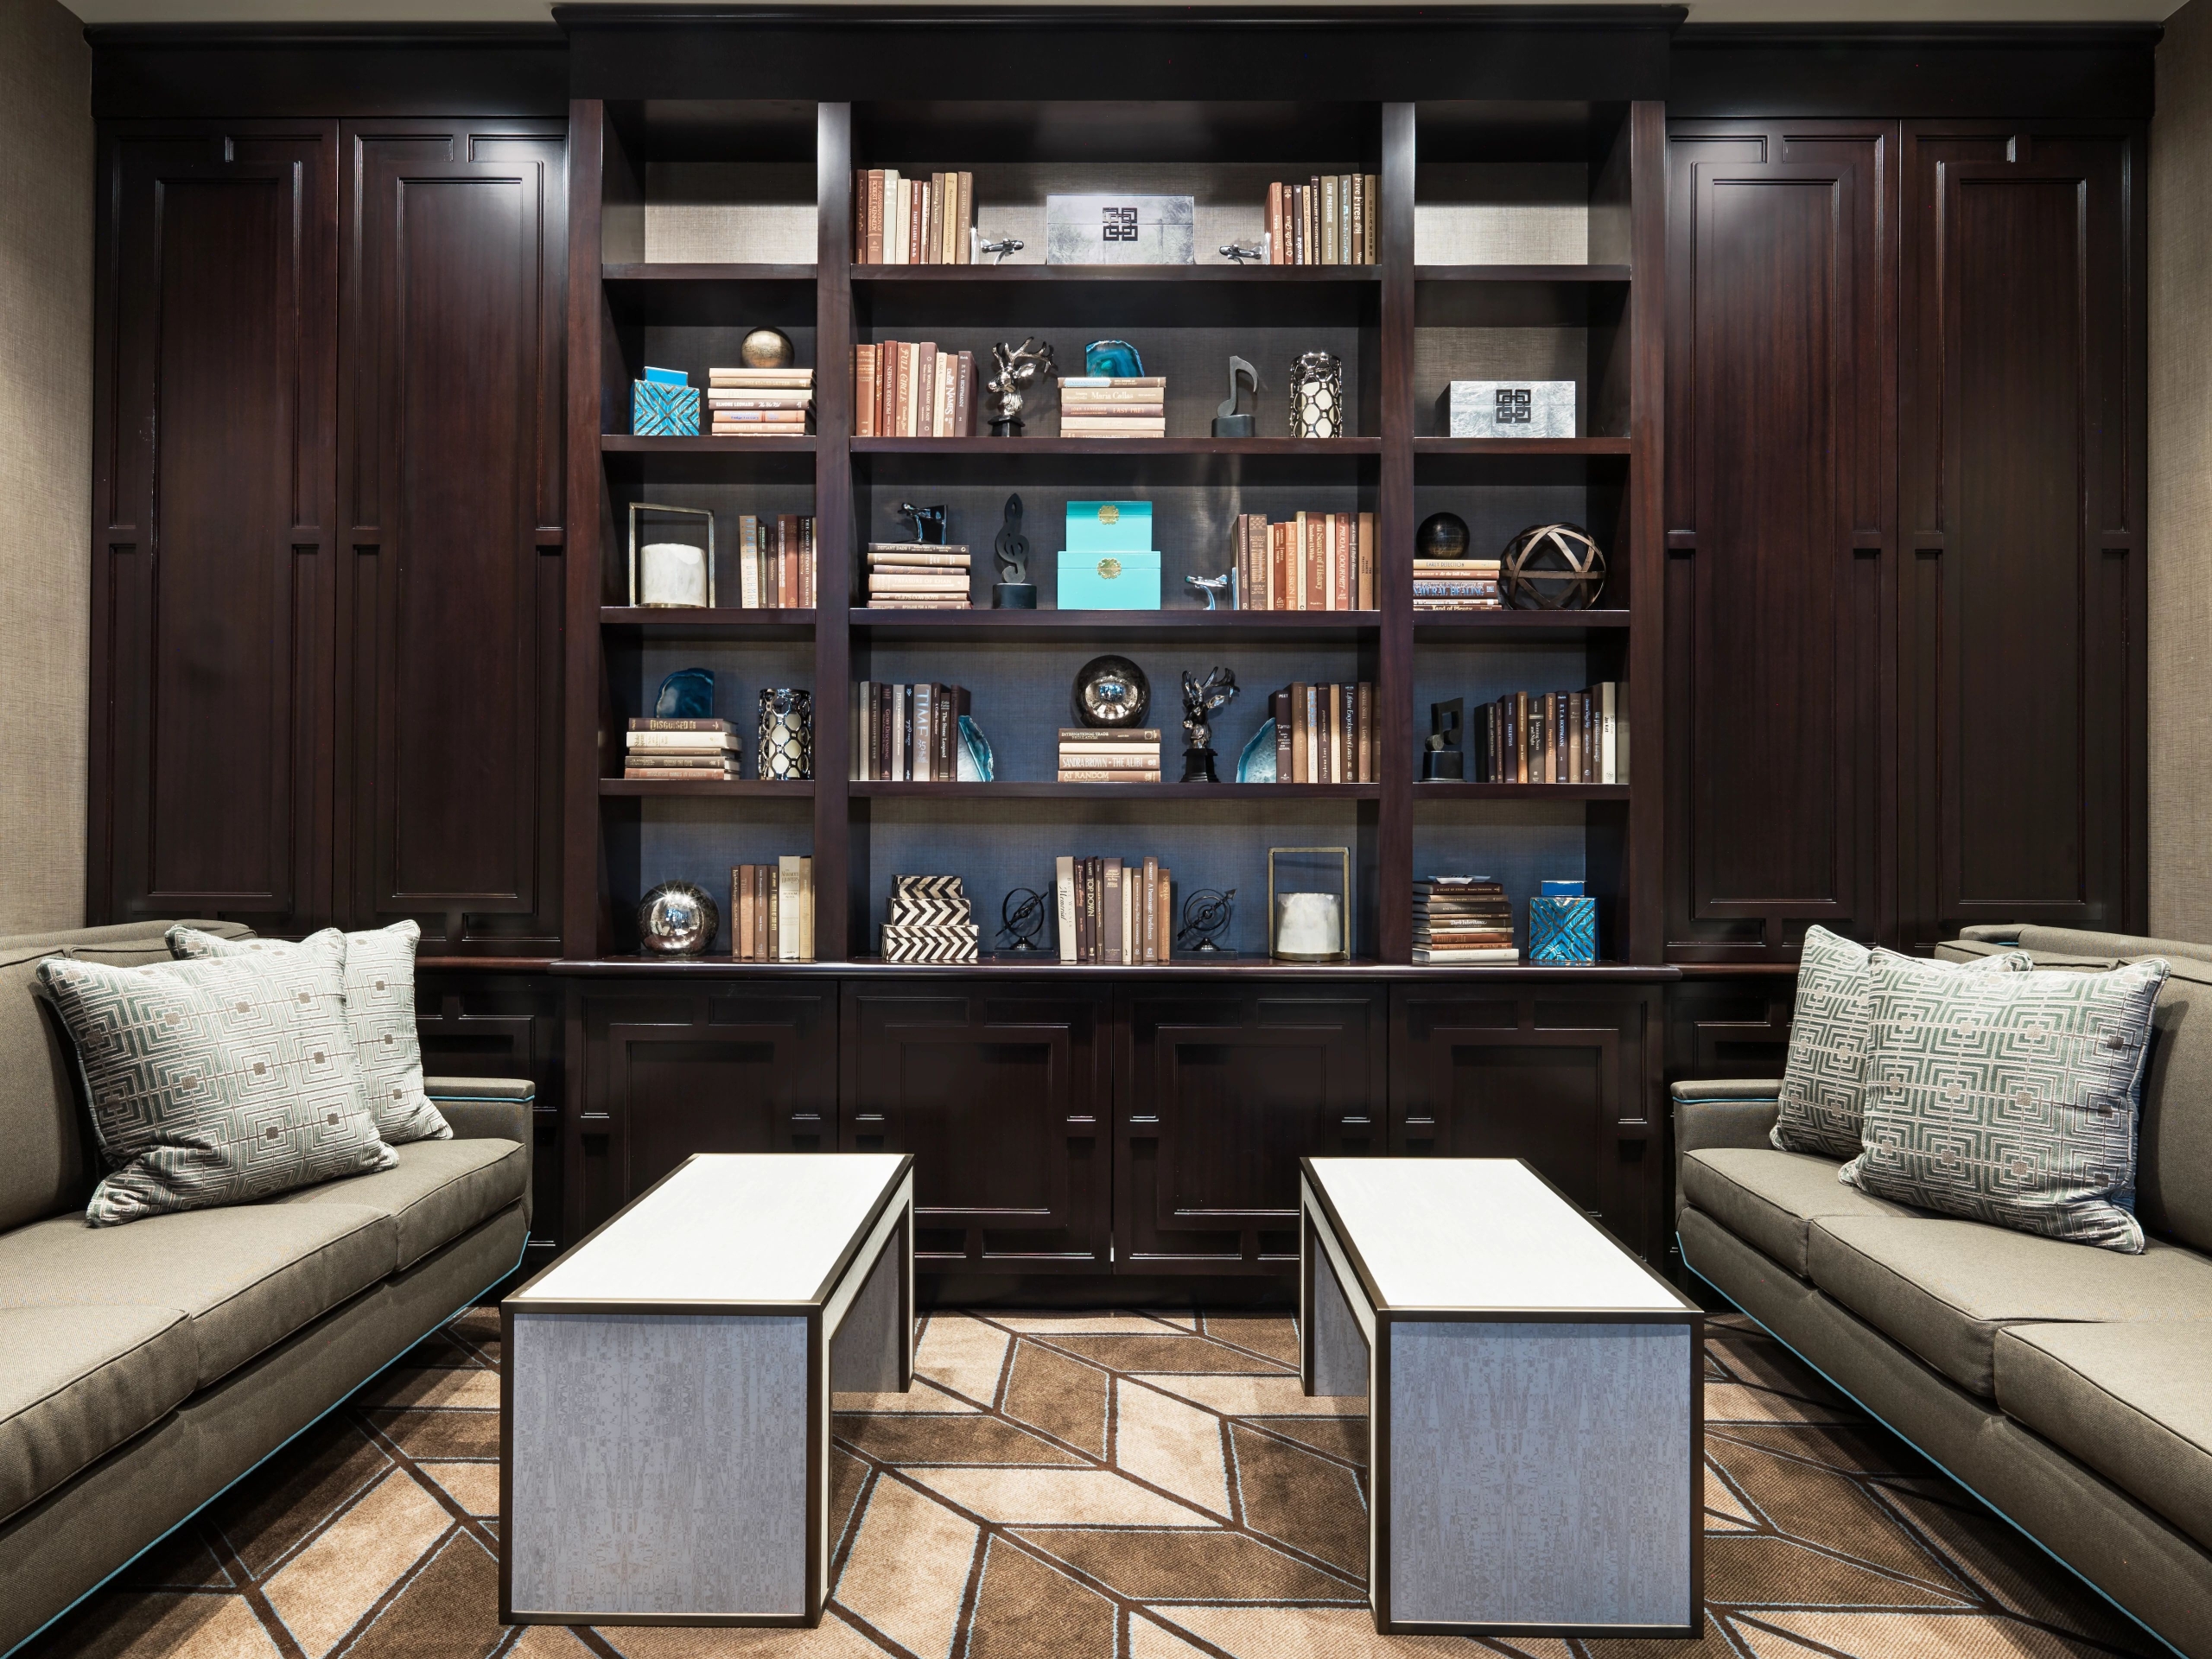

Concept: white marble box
[[1046, 194, 1196, 264], [1446, 379, 1576, 438]]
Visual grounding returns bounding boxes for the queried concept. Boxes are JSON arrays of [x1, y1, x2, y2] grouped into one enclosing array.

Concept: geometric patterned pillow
[[167, 921, 450, 1147], [1839, 949, 2170, 1253], [34, 931, 397, 1227], [1771, 925, 2031, 1160]]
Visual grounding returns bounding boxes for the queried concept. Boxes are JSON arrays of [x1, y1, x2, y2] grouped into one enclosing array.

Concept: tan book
[[866, 547, 972, 565], [1358, 511, 1376, 608], [854, 344, 878, 437], [1058, 770, 1163, 783], [957, 171, 975, 263], [708, 369, 814, 385], [1053, 752, 1158, 770], [1366, 175, 1380, 261], [622, 766, 737, 780], [1061, 420, 1166, 437], [1058, 728, 1162, 741]]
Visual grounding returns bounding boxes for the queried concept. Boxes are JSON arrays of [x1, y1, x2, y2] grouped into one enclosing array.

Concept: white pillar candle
[[1274, 892, 1343, 958], [640, 541, 708, 607]]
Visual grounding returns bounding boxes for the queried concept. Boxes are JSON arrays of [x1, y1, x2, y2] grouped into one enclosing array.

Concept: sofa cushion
[[0, 1306, 197, 1524], [1994, 1321, 2212, 1551], [1806, 1215, 2212, 1396], [1680, 1147, 1923, 1278], [0, 1202, 394, 1388], [268, 1137, 524, 1270]]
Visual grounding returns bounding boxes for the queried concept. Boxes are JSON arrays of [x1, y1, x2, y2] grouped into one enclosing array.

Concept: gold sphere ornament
[[1501, 522, 1608, 610], [740, 327, 796, 369]]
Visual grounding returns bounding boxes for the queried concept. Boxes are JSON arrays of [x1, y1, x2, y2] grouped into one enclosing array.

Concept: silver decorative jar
[[758, 688, 814, 780], [637, 880, 719, 956], [1288, 351, 1344, 439]]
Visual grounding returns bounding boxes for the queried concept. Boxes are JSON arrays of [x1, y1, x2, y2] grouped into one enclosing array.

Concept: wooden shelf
[[1412, 436, 1633, 457], [852, 435, 1380, 484], [601, 435, 816, 454], [1413, 608, 1631, 642], [606, 262, 816, 283], [599, 779, 815, 798], [1415, 264, 1632, 283], [1414, 783, 1629, 801], [855, 436, 1377, 458], [551, 954, 1681, 982], [850, 781, 1381, 800], [853, 264, 1377, 283], [603, 607, 815, 639], [849, 607, 1377, 641]]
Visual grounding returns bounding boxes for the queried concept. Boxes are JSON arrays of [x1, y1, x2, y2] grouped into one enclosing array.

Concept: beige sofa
[[0, 921, 531, 1654], [1675, 925, 2212, 1656]]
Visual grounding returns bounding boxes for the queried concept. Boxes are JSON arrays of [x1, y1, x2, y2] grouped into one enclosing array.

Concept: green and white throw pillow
[[1840, 948, 2169, 1252], [168, 921, 450, 1146], [1772, 926, 2030, 1160], [36, 931, 397, 1226]]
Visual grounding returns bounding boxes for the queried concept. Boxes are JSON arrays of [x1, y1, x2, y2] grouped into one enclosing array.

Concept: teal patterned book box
[[632, 376, 699, 437], [1529, 880, 1598, 964]]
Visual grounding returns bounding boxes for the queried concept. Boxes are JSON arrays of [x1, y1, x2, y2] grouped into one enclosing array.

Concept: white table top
[[1304, 1158, 1688, 1313], [512, 1154, 910, 1307]]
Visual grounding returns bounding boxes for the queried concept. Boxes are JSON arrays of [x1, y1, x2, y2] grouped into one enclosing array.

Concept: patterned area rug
[[29, 1308, 2158, 1659]]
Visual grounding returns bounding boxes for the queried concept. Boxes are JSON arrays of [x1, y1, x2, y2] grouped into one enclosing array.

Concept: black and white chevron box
[[880, 923, 981, 963]]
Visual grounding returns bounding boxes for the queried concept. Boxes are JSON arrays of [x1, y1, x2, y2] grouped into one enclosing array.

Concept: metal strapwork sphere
[[1500, 522, 1607, 611]]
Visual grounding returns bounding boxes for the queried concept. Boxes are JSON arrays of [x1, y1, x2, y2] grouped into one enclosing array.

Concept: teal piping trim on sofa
[[2, 1234, 529, 1659], [1676, 1230, 2186, 1659]]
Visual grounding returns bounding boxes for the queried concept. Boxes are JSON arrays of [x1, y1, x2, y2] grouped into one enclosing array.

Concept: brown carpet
[[26, 1308, 2158, 1659]]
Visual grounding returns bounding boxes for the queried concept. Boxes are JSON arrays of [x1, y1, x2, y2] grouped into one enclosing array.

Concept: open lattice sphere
[[1501, 521, 1608, 610]]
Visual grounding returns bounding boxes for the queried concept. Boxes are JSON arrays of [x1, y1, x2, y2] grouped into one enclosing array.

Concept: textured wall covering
[[2153, 1, 2212, 943], [0, 0, 92, 932]]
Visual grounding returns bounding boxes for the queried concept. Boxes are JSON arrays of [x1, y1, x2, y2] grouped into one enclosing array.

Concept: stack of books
[[1232, 511, 1375, 610], [855, 683, 971, 780], [1266, 683, 1376, 783], [1058, 728, 1161, 783], [1414, 552, 1502, 611], [622, 717, 740, 781], [863, 543, 971, 608], [855, 170, 976, 265], [728, 857, 815, 961], [1475, 684, 1624, 784], [1266, 175, 1380, 265], [1414, 876, 1517, 963], [738, 513, 817, 608], [707, 367, 813, 436], [854, 342, 974, 437], [1054, 855, 1173, 963], [1059, 377, 1166, 438], [880, 874, 978, 963]]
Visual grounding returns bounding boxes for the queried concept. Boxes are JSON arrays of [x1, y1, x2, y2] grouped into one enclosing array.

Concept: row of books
[[1266, 175, 1380, 266], [1054, 855, 1173, 963], [623, 716, 739, 781], [1414, 555, 1501, 611], [737, 514, 817, 609], [1469, 685, 1626, 784], [854, 683, 971, 780], [1233, 511, 1376, 611], [707, 367, 814, 437], [855, 170, 977, 265], [853, 342, 976, 437], [728, 858, 816, 961], [1269, 683, 1376, 784], [1059, 376, 1164, 439], [863, 543, 972, 609], [1058, 728, 1160, 784], [1414, 876, 1515, 963]]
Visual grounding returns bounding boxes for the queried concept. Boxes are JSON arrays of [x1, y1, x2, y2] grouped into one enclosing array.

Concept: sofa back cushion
[[0, 921, 254, 1231]]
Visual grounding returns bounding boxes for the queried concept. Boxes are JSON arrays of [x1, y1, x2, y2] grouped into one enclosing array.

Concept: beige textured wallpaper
[[2153, 0, 2212, 942], [0, 0, 92, 934]]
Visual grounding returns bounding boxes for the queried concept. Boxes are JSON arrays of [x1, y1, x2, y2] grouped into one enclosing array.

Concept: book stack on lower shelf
[[740, 514, 817, 608], [856, 683, 971, 779], [880, 874, 978, 963], [1234, 512, 1375, 610], [623, 717, 740, 781], [1059, 728, 1161, 783], [1413, 552, 1501, 611], [1413, 876, 1516, 964], [729, 857, 816, 962], [708, 367, 814, 436], [1267, 684, 1375, 783], [864, 543, 972, 608], [1055, 855, 1173, 964], [1059, 377, 1165, 439], [854, 342, 975, 436], [1473, 685, 1624, 784]]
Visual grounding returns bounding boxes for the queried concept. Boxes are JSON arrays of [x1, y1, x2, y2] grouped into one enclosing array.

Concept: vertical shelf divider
[[1626, 99, 1665, 965], [815, 102, 855, 961], [1376, 102, 1418, 964]]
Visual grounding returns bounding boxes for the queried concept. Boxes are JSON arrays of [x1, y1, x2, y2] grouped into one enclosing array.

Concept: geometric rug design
[[27, 1308, 2158, 1659]]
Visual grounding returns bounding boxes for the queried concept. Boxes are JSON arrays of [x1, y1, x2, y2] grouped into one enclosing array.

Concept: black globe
[[1415, 512, 1471, 562]]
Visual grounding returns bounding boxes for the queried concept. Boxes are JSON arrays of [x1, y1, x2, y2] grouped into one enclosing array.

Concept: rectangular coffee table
[[500, 1152, 913, 1627], [1300, 1156, 1702, 1638]]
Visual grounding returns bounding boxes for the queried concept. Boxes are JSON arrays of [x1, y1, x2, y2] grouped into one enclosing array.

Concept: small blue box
[[1058, 548, 1162, 609], [1066, 500, 1154, 555], [643, 365, 690, 387], [632, 379, 700, 437], [1529, 893, 1598, 964], [1540, 879, 1585, 897]]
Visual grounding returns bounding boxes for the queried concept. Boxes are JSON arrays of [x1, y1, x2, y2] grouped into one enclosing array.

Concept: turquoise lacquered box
[[1065, 500, 1153, 555], [1058, 548, 1162, 609]]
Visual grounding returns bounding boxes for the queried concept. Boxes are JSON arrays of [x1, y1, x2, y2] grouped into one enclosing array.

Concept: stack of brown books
[[738, 514, 816, 608], [1054, 855, 1173, 963], [1233, 511, 1375, 610], [855, 683, 971, 779], [707, 367, 813, 436], [623, 717, 740, 781], [1266, 684, 1376, 783], [1266, 175, 1380, 265], [1413, 876, 1516, 963], [854, 343, 974, 437], [728, 857, 815, 961], [1476, 684, 1623, 784], [864, 544, 971, 608], [854, 170, 976, 265], [1058, 377, 1166, 438], [1058, 728, 1161, 783], [1414, 554, 1501, 610]]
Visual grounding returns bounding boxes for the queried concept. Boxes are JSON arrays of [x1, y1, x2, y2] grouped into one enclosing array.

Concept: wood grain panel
[[416, 969, 564, 1264]]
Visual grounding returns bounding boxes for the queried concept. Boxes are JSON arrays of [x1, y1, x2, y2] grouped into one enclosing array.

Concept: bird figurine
[[1219, 242, 1264, 264], [978, 237, 1024, 265]]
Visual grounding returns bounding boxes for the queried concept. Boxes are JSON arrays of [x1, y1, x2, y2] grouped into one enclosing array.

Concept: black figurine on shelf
[[1178, 887, 1236, 952], [898, 502, 948, 545], [1423, 697, 1466, 780], [1179, 667, 1239, 783], [1000, 887, 1048, 951], [992, 493, 1036, 608], [1211, 355, 1262, 438]]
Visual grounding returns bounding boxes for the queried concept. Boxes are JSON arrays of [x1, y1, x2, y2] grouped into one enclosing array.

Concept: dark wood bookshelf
[[604, 262, 816, 283], [852, 264, 1378, 283], [852, 436, 1381, 458], [1414, 783, 1630, 801], [848, 781, 1382, 801], [1411, 435, 1634, 457], [849, 607, 1379, 641], [1412, 608, 1631, 642], [600, 435, 817, 454], [598, 779, 816, 798], [550, 954, 1681, 981], [1414, 264, 1632, 283], [602, 607, 816, 639]]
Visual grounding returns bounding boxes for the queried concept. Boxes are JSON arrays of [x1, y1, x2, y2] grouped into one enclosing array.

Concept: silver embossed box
[[1045, 194, 1196, 265], [1446, 379, 1577, 438]]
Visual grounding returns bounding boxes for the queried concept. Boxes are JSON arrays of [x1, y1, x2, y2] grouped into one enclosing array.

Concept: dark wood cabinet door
[[842, 982, 1109, 1274], [1663, 122, 1897, 963], [1898, 125, 2145, 949], [416, 970, 565, 1270], [1390, 982, 1666, 1262], [338, 122, 567, 955], [89, 125, 340, 932], [1116, 984, 1385, 1275], [569, 980, 836, 1239]]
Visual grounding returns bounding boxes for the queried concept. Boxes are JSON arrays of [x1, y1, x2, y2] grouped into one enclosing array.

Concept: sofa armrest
[[1670, 1079, 1783, 1221], [426, 1077, 534, 1228]]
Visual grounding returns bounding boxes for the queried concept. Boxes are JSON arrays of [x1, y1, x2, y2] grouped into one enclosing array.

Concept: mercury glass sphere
[[637, 880, 719, 956]]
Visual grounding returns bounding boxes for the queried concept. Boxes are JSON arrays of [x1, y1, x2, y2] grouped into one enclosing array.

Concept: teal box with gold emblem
[[1065, 500, 1152, 554], [1059, 500, 1160, 607]]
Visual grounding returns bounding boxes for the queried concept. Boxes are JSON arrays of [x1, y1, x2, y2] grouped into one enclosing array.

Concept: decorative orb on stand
[[1500, 522, 1608, 610]]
